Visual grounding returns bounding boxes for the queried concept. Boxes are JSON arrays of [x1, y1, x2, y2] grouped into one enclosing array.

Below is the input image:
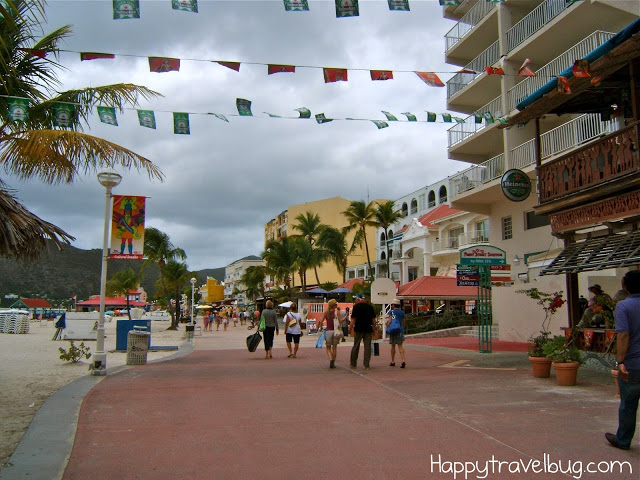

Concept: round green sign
[[500, 169, 531, 202]]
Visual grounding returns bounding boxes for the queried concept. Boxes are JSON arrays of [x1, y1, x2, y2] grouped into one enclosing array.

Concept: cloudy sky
[[10, 0, 470, 270]]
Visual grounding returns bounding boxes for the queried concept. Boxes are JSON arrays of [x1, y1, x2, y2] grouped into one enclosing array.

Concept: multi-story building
[[224, 255, 265, 305], [441, 0, 639, 341], [265, 210, 288, 244], [199, 277, 224, 305]]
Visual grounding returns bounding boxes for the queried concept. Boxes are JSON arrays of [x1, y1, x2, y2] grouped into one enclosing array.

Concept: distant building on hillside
[[224, 255, 265, 305]]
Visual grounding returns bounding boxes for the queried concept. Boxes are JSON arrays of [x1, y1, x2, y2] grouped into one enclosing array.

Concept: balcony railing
[[505, 0, 572, 53], [445, 0, 497, 52], [508, 31, 615, 111], [538, 122, 640, 204], [510, 114, 619, 170], [447, 40, 499, 99], [448, 95, 502, 147], [450, 153, 505, 197], [433, 233, 489, 252]]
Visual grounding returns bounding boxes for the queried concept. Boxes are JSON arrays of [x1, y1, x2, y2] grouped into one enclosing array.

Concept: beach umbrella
[[195, 305, 213, 309], [278, 301, 293, 308], [328, 287, 352, 294], [306, 287, 329, 294], [105, 310, 115, 315]]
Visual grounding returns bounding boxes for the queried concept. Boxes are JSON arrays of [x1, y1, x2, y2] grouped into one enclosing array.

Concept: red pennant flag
[[148, 57, 180, 73], [80, 52, 115, 61], [485, 66, 505, 75], [216, 61, 241, 72], [572, 59, 591, 78], [323, 68, 348, 83], [518, 58, 535, 77], [268, 64, 296, 74], [457, 68, 477, 74], [591, 76, 603, 86], [18, 48, 47, 59], [557, 76, 571, 94], [415, 72, 445, 87], [370, 70, 393, 81]]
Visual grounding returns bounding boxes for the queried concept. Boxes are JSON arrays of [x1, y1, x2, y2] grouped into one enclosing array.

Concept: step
[[459, 325, 500, 339]]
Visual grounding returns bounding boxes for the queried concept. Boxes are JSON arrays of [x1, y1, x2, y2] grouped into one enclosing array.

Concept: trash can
[[185, 324, 195, 340], [117, 320, 151, 351], [126, 327, 150, 365]]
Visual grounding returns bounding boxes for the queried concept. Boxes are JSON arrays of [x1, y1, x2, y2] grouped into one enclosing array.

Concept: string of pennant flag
[[2, 95, 511, 133], [107, 0, 585, 19]]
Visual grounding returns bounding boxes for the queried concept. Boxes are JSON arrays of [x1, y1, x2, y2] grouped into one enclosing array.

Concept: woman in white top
[[284, 303, 302, 358]]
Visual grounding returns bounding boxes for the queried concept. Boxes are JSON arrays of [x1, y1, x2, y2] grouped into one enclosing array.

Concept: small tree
[[107, 268, 142, 320], [517, 288, 565, 356]]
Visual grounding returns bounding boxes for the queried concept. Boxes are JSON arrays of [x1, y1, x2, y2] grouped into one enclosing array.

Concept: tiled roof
[[76, 296, 149, 307], [417, 205, 463, 229], [337, 278, 364, 290], [18, 298, 53, 308], [397, 276, 477, 299]]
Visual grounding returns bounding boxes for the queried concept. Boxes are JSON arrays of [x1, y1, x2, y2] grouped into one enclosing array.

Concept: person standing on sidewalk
[[260, 300, 279, 359], [284, 303, 302, 358], [386, 299, 406, 368], [606, 269, 640, 451], [322, 299, 342, 368], [349, 293, 376, 370]]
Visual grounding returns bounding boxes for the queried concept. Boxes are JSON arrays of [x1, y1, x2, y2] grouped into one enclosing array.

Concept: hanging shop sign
[[500, 169, 531, 202]]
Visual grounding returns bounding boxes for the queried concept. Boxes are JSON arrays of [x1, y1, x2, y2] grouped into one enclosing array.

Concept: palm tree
[[317, 226, 353, 284], [291, 212, 326, 285], [262, 237, 296, 292], [0, 0, 164, 262], [143, 227, 186, 329], [162, 260, 192, 330], [107, 268, 142, 321], [375, 201, 405, 278], [240, 265, 266, 302], [342, 200, 377, 279], [290, 236, 314, 291]]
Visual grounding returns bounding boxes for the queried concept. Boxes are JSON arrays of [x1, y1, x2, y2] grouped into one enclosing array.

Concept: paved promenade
[[2, 323, 638, 480]]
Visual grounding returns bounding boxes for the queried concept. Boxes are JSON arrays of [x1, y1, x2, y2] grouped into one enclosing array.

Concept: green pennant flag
[[425, 111, 437, 122], [483, 112, 495, 124], [315, 113, 333, 124], [97, 106, 118, 126], [387, 0, 410, 11], [335, 0, 359, 18], [371, 120, 389, 129], [381, 111, 398, 121], [283, 0, 309, 11], [52, 102, 75, 127], [7, 97, 29, 122], [402, 112, 417, 122], [264, 112, 281, 118], [113, 0, 140, 19], [295, 107, 311, 119], [210, 113, 229, 123], [236, 98, 253, 116], [497, 117, 508, 124], [453, 117, 465, 124], [137, 109, 156, 129], [474, 113, 483, 124], [171, 0, 198, 13], [486, 0, 505, 3], [441, 113, 452, 123], [173, 112, 190, 135], [439, 0, 460, 5]]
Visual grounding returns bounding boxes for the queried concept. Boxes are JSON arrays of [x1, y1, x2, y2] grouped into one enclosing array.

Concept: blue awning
[[516, 17, 640, 112]]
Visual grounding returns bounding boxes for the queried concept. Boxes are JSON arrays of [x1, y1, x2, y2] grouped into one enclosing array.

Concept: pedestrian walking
[[284, 303, 302, 358], [349, 293, 376, 370], [322, 299, 342, 368], [260, 300, 279, 359], [606, 270, 640, 450], [203, 310, 210, 332], [386, 299, 406, 368], [340, 307, 350, 342], [233, 311, 238, 327]]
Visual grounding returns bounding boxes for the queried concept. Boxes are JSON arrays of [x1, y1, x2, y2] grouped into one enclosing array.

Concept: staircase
[[460, 325, 500, 339]]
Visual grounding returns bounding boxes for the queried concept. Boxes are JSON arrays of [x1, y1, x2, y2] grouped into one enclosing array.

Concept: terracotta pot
[[529, 356, 552, 378], [611, 369, 620, 397], [552, 361, 580, 386]]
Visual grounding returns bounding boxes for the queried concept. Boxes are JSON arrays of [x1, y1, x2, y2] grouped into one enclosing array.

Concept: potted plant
[[517, 288, 565, 378], [542, 335, 583, 386]]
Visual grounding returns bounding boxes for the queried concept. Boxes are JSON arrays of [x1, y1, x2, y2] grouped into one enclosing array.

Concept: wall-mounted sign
[[500, 169, 531, 202], [460, 245, 507, 265], [370, 278, 397, 305]]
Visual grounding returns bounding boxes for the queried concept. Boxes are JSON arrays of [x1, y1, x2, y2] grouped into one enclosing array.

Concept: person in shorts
[[386, 299, 406, 368], [322, 299, 342, 368], [284, 303, 302, 358]]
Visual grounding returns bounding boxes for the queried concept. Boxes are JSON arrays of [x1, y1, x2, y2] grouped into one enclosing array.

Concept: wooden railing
[[538, 122, 640, 204]]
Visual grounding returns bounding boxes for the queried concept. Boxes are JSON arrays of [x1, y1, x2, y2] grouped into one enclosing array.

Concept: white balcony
[[450, 154, 505, 198], [445, 0, 497, 60], [432, 233, 489, 254], [506, 0, 573, 53], [446, 40, 500, 100], [447, 96, 502, 148]]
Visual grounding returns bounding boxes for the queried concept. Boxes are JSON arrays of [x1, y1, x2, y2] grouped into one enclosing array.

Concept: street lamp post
[[190, 278, 196, 325], [92, 171, 122, 376]]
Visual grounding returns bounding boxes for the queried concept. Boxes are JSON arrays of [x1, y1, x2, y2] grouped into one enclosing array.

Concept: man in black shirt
[[349, 293, 376, 370]]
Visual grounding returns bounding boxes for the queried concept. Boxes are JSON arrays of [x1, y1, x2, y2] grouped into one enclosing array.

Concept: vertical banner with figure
[[110, 195, 146, 259]]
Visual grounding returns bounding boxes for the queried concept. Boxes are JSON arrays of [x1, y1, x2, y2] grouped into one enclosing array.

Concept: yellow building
[[265, 196, 384, 287], [199, 277, 224, 304]]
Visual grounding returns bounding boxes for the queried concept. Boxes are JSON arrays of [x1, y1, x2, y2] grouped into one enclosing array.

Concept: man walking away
[[606, 269, 640, 450], [350, 293, 376, 370]]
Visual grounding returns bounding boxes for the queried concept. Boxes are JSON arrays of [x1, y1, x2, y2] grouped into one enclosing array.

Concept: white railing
[[505, 0, 572, 53], [445, 0, 497, 52], [509, 114, 620, 169], [447, 40, 500, 99], [450, 153, 505, 197], [508, 31, 615, 111], [448, 95, 502, 147], [433, 233, 487, 252]]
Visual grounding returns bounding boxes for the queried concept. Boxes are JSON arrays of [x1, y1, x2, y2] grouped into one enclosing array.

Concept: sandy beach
[[0, 317, 187, 467]]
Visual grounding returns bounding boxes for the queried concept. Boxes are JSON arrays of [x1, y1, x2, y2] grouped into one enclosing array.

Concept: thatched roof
[[0, 187, 74, 262]]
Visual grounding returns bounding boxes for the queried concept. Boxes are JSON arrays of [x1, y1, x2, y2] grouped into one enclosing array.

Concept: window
[[525, 211, 550, 230], [448, 227, 464, 249], [402, 202, 408, 216], [380, 251, 386, 260], [408, 267, 418, 282], [357, 268, 366, 278], [439, 185, 448, 204], [410, 199, 418, 214], [428, 191, 436, 208], [502, 216, 513, 240], [388, 229, 393, 239], [379, 232, 386, 247], [474, 219, 489, 242]]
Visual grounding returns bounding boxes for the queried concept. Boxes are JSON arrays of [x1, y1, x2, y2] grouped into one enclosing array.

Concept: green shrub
[[59, 341, 91, 363]]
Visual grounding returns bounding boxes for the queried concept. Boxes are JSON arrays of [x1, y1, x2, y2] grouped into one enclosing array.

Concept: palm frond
[[0, 129, 165, 183]]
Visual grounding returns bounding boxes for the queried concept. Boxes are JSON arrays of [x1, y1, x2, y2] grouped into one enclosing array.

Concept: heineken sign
[[500, 169, 531, 202]]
